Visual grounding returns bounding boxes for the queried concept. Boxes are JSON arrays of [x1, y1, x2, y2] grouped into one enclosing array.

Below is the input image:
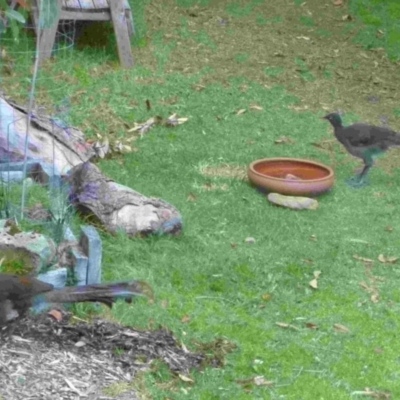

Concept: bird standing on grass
[[0, 273, 153, 327], [323, 112, 400, 187]]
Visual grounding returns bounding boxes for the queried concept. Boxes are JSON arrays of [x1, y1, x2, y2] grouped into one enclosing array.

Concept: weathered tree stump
[[66, 162, 182, 236]]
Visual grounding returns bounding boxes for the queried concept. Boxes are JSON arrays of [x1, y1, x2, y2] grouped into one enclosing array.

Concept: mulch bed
[[0, 312, 204, 400]]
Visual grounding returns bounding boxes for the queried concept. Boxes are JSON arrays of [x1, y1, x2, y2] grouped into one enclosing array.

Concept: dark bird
[[0, 273, 153, 327], [323, 112, 400, 187]]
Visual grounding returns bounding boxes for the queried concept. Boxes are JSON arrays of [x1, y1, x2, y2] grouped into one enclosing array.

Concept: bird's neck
[[331, 120, 343, 129]]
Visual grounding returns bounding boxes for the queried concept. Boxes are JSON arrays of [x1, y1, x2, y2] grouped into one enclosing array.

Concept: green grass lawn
[[2, 0, 400, 398]]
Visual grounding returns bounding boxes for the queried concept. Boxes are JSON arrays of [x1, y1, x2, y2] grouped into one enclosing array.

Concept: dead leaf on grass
[[309, 278, 318, 289], [254, 376, 273, 386], [377, 254, 398, 264], [351, 388, 390, 399], [128, 117, 159, 135], [249, 104, 263, 111], [333, 323, 350, 333], [359, 281, 372, 291], [201, 183, 228, 191], [178, 374, 194, 383], [333, 0, 343, 6], [309, 271, 321, 289], [370, 293, 379, 303], [305, 322, 318, 329], [274, 135, 294, 144], [235, 108, 246, 115], [236, 375, 273, 389], [187, 193, 197, 201], [165, 113, 189, 126], [92, 138, 110, 159], [353, 254, 374, 264], [181, 315, 190, 323], [276, 322, 299, 330]]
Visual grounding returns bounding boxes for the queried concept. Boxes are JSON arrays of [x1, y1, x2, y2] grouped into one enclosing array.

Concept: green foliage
[[0, 248, 34, 275], [0, 0, 26, 41], [349, 0, 400, 59]]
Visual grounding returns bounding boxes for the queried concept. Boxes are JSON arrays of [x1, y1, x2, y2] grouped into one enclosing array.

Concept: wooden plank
[[63, 0, 82, 8], [77, 0, 95, 9], [38, 0, 62, 60], [109, 0, 133, 67], [60, 10, 110, 20], [93, 0, 109, 8]]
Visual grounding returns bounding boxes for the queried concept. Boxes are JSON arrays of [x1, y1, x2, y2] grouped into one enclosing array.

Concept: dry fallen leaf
[[353, 254, 374, 264], [378, 254, 398, 264], [313, 271, 321, 279], [333, 0, 343, 6], [249, 104, 263, 111], [351, 388, 390, 399], [187, 192, 197, 201], [371, 293, 379, 303], [165, 113, 189, 126], [92, 138, 110, 159], [274, 135, 294, 144], [235, 108, 246, 115], [333, 323, 350, 333], [305, 322, 318, 329], [48, 309, 63, 322], [178, 374, 194, 383], [128, 117, 157, 135], [276, 322, 299, 330], [342, 14, 352, 21], [181, 314, 190, 323], [359, 281, 371, 291], [309, 278, 318, 289], [254, 376, 273, 386]]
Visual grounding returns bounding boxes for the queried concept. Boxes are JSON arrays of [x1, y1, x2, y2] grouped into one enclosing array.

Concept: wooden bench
[[31, 0, 134, 68]]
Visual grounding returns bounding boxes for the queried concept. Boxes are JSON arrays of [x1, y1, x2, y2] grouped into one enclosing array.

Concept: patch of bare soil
[[0, 312, 205, 400], [137, 0, 400, 171]]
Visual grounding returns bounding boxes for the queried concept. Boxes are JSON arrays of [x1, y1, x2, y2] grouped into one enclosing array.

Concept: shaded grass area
[[349, 0, 400, 60], [1, 0, 400, 398]]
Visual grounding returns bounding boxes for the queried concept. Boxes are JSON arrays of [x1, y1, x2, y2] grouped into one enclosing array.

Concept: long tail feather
[[41, 280, 153, 308]]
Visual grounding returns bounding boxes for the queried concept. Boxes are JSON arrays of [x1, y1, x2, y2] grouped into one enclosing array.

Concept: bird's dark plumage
[[0, 273, 152, 326], [323, 112, 400, 187]]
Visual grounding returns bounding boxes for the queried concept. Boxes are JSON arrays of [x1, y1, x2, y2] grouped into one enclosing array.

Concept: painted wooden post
[[109, 0, 134, 68]]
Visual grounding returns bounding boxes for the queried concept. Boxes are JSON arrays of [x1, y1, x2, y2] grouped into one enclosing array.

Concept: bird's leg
[[346, 160, 372, 188]]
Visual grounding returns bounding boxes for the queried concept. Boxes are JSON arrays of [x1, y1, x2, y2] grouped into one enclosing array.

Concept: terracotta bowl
[[248, 157, 334, 196]]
